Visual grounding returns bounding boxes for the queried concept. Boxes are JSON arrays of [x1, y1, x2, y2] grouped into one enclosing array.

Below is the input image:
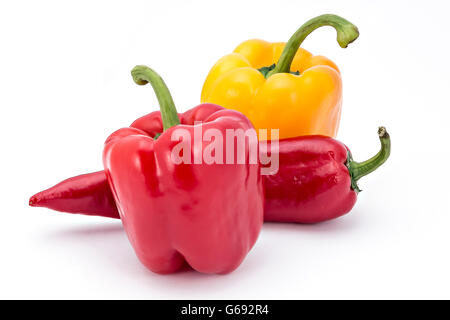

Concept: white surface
[[1, 0, 449, 299]]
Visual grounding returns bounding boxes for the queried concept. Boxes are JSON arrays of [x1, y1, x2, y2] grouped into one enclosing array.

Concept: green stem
[[267, 14, 359, 77], [347, 127, 391, 193], [131, 65, 180, 131]]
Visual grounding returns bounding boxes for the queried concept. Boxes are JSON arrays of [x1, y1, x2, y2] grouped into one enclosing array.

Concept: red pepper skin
[[103, 104, 263, 274], [29, 171, 118, 219], [263, 136, 356, 223]]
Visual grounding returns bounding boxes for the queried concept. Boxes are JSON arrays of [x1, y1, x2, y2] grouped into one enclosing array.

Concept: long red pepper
[[30, 127, 390, 223]]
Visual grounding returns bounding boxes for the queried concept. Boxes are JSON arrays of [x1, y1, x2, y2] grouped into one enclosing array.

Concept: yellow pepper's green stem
[[131, 65, 180, 131], [267, 14, 359, 77]]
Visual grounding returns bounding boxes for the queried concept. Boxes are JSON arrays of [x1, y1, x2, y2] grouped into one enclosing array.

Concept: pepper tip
[[29, 195, 39, 207]]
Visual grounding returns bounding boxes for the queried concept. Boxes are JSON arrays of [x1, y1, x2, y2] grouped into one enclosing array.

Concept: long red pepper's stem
[[131, 65, 180, 131], [267, 14, 359, 77], [347, 127, 391, 192]]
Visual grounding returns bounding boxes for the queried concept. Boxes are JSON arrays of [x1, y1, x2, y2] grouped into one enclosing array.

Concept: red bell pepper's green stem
[[347, 127, 391, 192], [131, 65, 180, 131], [267, 14, 359, 77]]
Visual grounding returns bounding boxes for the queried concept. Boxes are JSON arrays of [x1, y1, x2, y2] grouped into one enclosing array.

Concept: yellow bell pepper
[[201, 14, 359, 140]]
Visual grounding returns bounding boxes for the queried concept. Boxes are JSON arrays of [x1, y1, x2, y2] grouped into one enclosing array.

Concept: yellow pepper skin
[[201, 14, 359, 140]]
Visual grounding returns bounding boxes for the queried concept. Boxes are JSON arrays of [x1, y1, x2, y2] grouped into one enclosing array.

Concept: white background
[[1, 0, 449, 299]]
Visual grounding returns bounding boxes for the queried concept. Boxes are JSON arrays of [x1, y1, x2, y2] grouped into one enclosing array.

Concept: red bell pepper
[[35, 65, 264, 274], [30, 127, 390, 224]]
